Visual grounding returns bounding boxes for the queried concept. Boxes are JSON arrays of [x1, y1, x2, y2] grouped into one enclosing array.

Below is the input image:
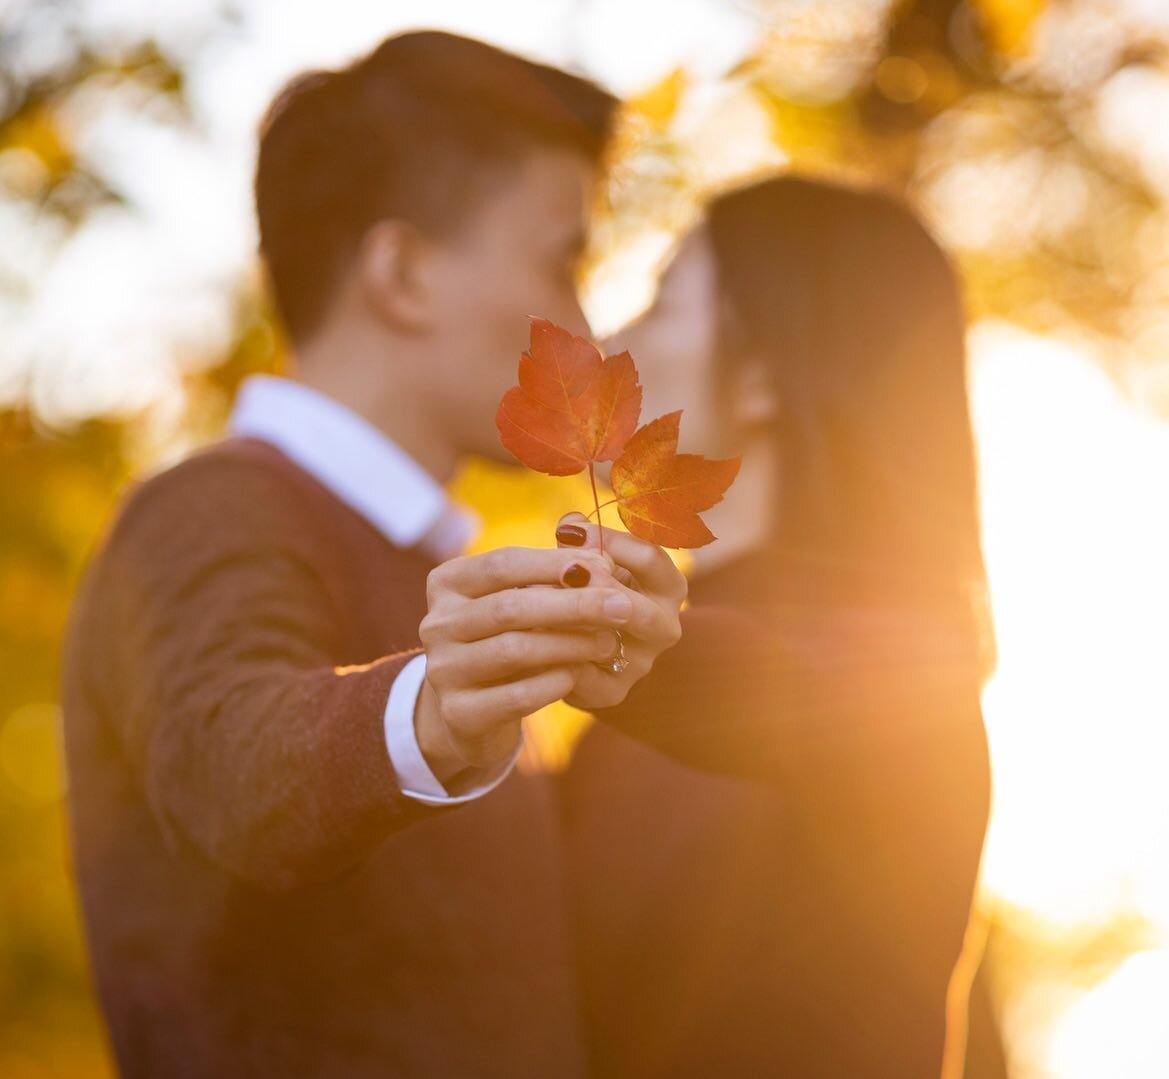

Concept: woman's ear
[[731, 355, 779, 429], [357, 219, 434, 333]]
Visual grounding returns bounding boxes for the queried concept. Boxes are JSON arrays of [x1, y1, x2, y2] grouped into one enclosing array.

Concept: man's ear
[[732, 355, 779, 429], [357, 219, 435, 333]]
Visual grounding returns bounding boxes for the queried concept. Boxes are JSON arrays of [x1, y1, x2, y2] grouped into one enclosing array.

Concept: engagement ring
[[594, 628, 629, 675]]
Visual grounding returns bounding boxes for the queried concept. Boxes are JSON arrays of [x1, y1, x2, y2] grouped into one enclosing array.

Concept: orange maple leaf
[[495, 318, 642, 476], [610, 411, 741, 549], [496, 320, 740, 550]]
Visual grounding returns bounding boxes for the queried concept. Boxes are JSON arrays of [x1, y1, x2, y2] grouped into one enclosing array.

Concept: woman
[[559, 177, 999, 1077]]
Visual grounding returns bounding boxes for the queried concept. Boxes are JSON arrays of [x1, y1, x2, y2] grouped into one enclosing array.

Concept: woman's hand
[[554, 511, 688, 711], [416, 545, 631, 782]]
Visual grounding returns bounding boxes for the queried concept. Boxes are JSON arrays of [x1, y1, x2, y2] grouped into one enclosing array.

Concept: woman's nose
[[560, 309, 593, 342], [601, 326, 634, 357]]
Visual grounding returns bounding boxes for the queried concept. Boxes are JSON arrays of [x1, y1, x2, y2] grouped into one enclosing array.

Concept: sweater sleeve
[[94, 456, 446, 892], [592, 602, 988, 791]]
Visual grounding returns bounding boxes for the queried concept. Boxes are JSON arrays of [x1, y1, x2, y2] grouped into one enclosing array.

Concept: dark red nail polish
[[556, 524, 587, 547], [563, 563, 591, 588]]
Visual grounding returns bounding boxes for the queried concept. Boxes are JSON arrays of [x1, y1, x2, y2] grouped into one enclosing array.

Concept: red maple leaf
[[610, 411, 741, 548], [495, 318, 642, 475], [495, 319, 740, 550]]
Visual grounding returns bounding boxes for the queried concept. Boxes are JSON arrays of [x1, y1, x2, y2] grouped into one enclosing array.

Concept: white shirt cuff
[[383, 653, 522, 805]]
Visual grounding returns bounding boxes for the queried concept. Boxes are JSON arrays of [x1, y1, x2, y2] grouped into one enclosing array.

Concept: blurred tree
[[0, 411, 126, 1077]]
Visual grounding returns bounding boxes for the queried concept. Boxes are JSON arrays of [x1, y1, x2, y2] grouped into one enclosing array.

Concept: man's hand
[[416, 546, 633, 784], [554, 511, 688, 712]]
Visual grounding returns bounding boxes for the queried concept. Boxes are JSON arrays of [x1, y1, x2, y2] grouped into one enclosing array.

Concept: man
[[62, 32, 687, 1078]]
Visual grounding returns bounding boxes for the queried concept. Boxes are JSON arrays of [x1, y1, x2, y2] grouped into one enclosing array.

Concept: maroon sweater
[[578, 552, 992, 1078], [62, 438, 586, 1078]]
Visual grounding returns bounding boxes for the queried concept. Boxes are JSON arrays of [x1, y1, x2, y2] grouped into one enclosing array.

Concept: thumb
[[555, 512, 623, 579], [555, 511, 594, 550], [557, 512, 638, 591]]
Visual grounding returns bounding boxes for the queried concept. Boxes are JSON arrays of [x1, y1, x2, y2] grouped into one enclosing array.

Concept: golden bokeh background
[[3, 2, 1169, 1076]]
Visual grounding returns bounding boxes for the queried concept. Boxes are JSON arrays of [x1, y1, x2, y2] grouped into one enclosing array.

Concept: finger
[[604, 584, 675, 643], [557, 516, 637, 590], [565, 668, 633, 712], [430, 546, 613, 601], [611, 564, 639, 591], [434, 629, 619, 687], [558, 559, 622, 590], [442, 667, 579, 742], [554, 512, 591, 549], [565, 637, 664, 709], [556, 513, 685, 602], [533, 579, 670, 646], [423, 583, 636, 644]]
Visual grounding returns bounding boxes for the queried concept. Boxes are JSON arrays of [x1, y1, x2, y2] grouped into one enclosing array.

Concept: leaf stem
[[588, 462, 604, 557], [586, 497, 619, 519]]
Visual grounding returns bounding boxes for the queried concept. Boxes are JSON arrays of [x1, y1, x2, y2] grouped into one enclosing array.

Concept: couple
[[62, 30, 993, 1079]]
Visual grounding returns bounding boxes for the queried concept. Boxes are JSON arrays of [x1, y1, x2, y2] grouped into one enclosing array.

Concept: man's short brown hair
[[254, 31, 618, 342]]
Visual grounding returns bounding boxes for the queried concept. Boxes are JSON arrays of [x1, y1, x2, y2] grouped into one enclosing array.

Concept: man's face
[[419, 148, 596, 464]]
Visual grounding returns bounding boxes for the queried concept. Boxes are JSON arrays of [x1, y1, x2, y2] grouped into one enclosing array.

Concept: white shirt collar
[[228, 374, 480, 562]]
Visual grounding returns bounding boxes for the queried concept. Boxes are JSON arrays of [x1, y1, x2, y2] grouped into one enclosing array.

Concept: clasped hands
[[414, 513, 687, 786]]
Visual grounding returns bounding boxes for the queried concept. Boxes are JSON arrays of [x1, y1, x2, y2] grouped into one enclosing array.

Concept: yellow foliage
[[627, 68, 687, 131], [0, 104, 73, 180], [970, 0, 1047, 56], [0, 703, 65, 805]]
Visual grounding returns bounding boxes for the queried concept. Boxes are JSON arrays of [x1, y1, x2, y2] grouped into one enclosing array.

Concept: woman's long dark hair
[[707, 176, 996, 677]]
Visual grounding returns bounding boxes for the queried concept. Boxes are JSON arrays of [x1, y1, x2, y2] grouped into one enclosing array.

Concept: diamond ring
[[594, 628, 629, 675]]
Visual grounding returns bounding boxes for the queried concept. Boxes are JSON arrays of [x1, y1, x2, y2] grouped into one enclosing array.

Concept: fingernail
[[603, 592, 632, 622], [556, 524, 587, 547], [563, 563, 591, 588]]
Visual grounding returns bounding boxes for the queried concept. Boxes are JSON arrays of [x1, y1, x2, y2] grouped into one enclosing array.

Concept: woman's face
[[606, 226, 729, 455]]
